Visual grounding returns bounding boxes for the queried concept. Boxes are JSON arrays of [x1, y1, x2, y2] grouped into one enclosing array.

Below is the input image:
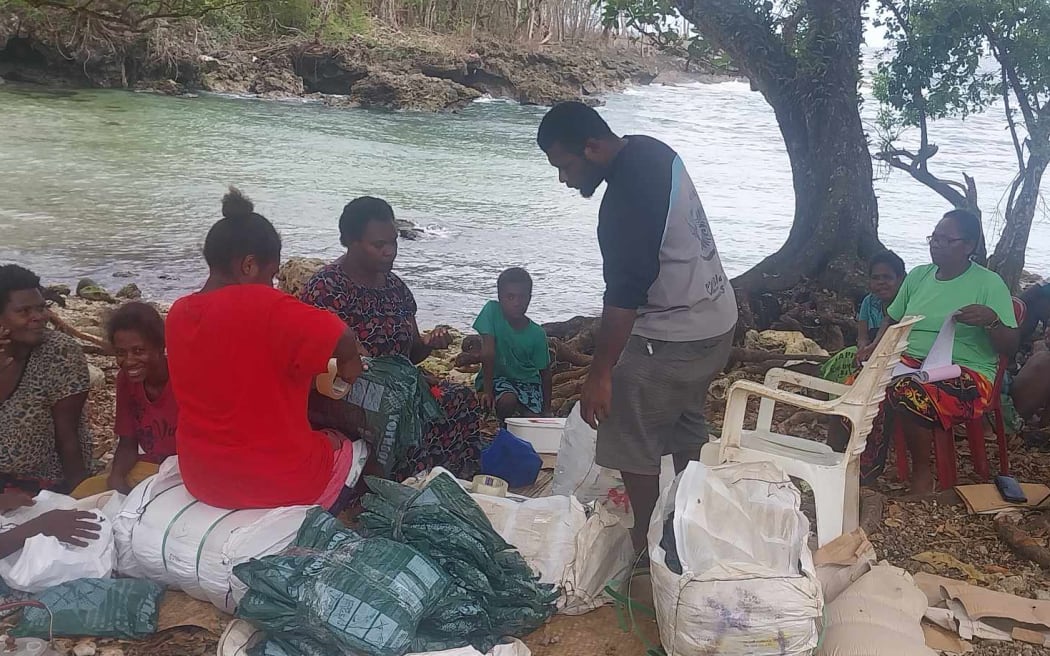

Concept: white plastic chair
[[700, 315, 922, 547]]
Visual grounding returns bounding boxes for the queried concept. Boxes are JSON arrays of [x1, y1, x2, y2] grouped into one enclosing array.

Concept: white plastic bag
[[649, 461, 823, 656], [471, 489, 633, 615], [113, 457, 314, 613], [470, 493, 588, 585], [558, 502, 634, 615], [412, 468, 633, 615], [552, 406, 629, 512], [0, 491, 116, 593], [217, 619, 532, 656], [552, 406, 675, 523]]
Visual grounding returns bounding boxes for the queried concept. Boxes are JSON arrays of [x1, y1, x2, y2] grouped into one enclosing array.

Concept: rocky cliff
[[0, 18, 661, 111]]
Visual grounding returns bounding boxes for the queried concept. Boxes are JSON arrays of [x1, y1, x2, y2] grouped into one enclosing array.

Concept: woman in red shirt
[[72, 302, 177, 497], [166, 188, 367, 510]]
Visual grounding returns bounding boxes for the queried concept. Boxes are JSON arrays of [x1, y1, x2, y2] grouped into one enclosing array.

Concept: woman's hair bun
[[221, 186, 255, 220]]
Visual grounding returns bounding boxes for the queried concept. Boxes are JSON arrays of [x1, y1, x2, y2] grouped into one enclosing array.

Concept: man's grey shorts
[[596, 329, 734, 476]]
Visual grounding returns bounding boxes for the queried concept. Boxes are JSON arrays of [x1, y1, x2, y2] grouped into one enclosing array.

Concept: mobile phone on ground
[[995, 475, 1028, 504]]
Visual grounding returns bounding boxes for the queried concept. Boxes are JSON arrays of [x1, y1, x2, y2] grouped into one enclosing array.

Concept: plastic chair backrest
[[840, 315, 923, 455], [989, 297, 1027, 398]]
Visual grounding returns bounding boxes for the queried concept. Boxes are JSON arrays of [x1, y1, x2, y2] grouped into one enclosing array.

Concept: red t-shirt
[[166, 285, 347, 509], [115, 368, 178, 464]]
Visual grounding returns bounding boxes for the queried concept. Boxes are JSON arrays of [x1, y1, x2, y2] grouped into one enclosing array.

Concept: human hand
[[0, 325, 12, 370], [855, 344, 876, 365], [478, 389, 494, 411], [955, 304, 999, 327], [106, 473, 132, 496], [337, 355, 367, 385], [0, 490, 35, 513], [422, 327, 453, 351], [580, 370, 612, 430], [33, 510, 102, 547]]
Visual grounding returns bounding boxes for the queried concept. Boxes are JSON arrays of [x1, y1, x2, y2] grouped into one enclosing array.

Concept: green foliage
[[594, 0, 732, 71], [201, 0, 369, 40], [875, 0, 1050, 129]]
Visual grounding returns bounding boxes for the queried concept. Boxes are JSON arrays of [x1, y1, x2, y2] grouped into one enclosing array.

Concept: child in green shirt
[[468, 268, 552, 420]]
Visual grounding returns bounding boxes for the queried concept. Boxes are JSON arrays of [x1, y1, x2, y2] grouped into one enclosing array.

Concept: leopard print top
[[0, 330, 93, 481]]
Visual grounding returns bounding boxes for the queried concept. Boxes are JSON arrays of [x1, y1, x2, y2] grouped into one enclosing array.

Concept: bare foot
[[902, 473, 936, 500]]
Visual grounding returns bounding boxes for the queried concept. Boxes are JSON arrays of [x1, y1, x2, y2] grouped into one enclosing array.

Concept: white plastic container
[[505, 417, 567, 454]]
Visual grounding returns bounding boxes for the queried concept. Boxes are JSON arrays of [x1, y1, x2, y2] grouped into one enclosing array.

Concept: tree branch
[[875, 145, 979, 213], [1000, 65, 1028, 172], [675, 0, 797, 99], [984, 25, 1037, 129]]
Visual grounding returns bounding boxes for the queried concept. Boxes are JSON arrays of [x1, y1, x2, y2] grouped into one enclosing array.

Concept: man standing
[[537, 102, 738, 550]]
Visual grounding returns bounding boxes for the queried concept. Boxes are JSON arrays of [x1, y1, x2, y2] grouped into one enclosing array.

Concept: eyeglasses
[[927, 235, 965, 247]]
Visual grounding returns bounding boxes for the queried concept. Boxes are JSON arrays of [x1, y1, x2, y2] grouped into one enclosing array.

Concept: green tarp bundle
[[235, 474, 558, 656], [235, 509, 450, 656], [341, 355, 445, 475], [359, 474, 559, 653], [14, 578, 163, 640]]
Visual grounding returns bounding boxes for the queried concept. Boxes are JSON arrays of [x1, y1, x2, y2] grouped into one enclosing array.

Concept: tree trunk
[[676, 0, 881, 300], [988, 154, 1049, 292]]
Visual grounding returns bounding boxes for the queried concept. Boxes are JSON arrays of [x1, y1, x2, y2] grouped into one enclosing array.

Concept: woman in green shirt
[[860, 209, 1019, 495]]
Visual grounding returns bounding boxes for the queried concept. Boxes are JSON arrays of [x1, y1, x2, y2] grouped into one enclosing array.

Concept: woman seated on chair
[[858, 209, 1019, 495]]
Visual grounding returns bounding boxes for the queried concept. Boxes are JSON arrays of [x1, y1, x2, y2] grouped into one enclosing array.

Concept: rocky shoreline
[[0, 20, 693, 111]]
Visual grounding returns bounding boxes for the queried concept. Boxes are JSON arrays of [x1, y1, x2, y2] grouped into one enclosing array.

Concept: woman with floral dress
[[300, 196, 484, 481]]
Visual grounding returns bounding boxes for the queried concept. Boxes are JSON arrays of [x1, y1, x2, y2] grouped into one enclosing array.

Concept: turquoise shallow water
[[0, 81, 1046, 326]]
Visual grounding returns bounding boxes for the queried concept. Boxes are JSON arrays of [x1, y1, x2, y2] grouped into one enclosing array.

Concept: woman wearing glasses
[[0, 265, 93, 495], [857, 209, 1019, 494]]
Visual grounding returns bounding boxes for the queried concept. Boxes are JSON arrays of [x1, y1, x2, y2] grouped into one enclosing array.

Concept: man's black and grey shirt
[[598, 135, 738, 341]]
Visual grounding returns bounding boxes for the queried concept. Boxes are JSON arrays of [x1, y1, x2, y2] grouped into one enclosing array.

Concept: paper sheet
[[894, 313, 962, 382]]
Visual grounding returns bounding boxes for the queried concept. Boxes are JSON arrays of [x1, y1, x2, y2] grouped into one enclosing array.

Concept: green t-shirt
[[887, 263, 1017, 382], [472, 300, 550, 388]]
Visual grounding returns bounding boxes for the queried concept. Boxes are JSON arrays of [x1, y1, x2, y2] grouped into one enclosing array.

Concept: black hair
[[868, 250, 906, 279], [0, 264, 41, 313], [536, 101, 615, 155], [339, 197, 396, 248], [497, 267, 533, 293], [943, 208, 987, 263], [107, 301, 165, 349], [202, 187, 282, 273]]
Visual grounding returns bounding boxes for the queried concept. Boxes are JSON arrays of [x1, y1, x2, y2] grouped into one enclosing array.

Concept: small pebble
[[98, 647, 124, 656]]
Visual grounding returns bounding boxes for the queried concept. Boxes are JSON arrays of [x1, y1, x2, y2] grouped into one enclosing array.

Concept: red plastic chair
[[894, 297, 1027, 489]]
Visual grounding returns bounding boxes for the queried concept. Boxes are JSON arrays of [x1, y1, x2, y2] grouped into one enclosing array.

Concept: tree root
[[550, 339, 593, 366], [49, 313, 110, 352], [994, 515, 1050, 569], [552, 366, 588, 386], [553, 378, 584, 400]]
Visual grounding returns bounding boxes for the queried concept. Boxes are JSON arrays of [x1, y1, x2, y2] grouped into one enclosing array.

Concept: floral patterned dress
[[300, 262, 483, 481]]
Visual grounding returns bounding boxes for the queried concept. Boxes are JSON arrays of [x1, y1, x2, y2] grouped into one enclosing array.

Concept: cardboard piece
[[813, 529, 877, 604], [915, 572, 1050, 644], [922, 622, 973, 654], [954, 483, 1050, 514], [813, 528, 875, 567]]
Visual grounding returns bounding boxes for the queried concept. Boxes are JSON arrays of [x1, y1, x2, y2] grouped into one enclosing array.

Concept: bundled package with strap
[[112, 457, 315, 613], [235, 509, 452, 656], [358, 474, 559, 653], [648, 461, 823, 656], [317, 355, 445, 476]]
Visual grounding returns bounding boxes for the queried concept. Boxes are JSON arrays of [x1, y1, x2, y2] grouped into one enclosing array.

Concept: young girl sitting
[[72, 302, 177, 497]]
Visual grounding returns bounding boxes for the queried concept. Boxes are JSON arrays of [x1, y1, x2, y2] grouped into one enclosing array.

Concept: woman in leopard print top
[[0, 265, 92, 495]]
